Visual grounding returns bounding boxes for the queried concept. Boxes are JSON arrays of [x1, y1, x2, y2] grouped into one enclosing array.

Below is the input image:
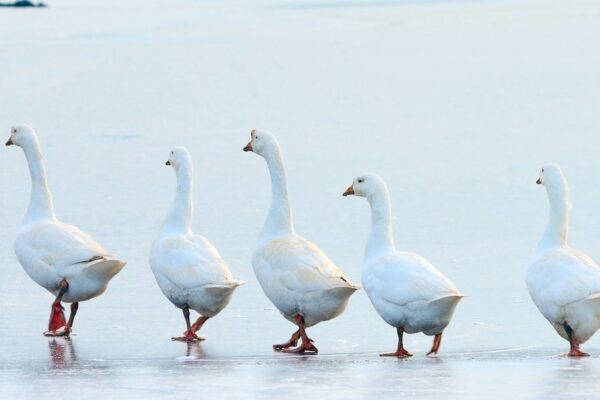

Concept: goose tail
[[204, 280, 246, 293], [85, 258, 127, 282], [428, 293, 464, 318]]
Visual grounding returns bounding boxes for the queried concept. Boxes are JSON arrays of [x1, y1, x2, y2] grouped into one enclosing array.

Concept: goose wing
[[151, 234, 233, 290], [259, 235, 359, 293], [365, 251, 459, 307], [528, 248, 600, 307], [15, 220, 111, 269]]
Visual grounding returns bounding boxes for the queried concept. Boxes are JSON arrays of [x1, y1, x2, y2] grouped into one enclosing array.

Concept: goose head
[[343, 173, 387, 198], [243, 129, 279, 158], [6, 124, 37, 148], [536, 163, 567, 190], [165, 146, 192, 171]]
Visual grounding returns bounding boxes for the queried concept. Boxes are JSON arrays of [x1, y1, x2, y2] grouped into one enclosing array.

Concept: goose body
[[252, 234, 359, 328], [7, 124, 126, 336], [151, 234, 242, 317], [362, 252, 462, 335], [244, 130, 359, 353], [15, 219, 124, 303], [343, 173, 463, 357], [150, 147, 243, 341], [526, 163, 600, 356]]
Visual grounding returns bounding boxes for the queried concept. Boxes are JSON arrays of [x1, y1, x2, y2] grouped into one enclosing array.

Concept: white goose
[[243, 130, 360, 354], [343, 173, 463, 357], [150, 147, 244, 341], [6, 124, 126, 336], [527, 163, 600, 357]]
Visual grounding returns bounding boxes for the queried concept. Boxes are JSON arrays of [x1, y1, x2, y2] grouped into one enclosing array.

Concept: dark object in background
[[0, 1, 47, 7]]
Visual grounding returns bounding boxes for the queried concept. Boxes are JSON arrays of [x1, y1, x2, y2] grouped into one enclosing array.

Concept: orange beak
[[243, 141, 253, 152], [342, 185, 354, 196]]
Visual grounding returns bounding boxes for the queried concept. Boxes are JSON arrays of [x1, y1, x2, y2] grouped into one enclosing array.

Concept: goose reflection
[[183, 342, 205, 359], [48, 337, 77, 368], [539, 357, 600, 397]]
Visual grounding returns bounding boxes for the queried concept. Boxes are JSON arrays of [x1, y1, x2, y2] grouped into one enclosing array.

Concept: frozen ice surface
[[1, 0, 600, 398]]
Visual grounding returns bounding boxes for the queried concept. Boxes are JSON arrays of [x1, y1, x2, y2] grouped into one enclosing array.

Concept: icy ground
[[1, 0, 600, 398]]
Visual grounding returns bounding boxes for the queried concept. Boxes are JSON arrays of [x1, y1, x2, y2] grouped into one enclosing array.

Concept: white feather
[[527, 163, 600, 345], [9, 124, 125, 303], [350, 173, 463, 336], [248, 130, 359, 328], [150, 147, 243, 317]]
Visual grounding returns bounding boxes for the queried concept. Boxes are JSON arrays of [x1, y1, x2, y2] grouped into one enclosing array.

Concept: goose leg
[[44, 279, 69, 337], [427, 333, 443, 356], [64, 302, 79, 336], [190, 315, 209, 337], [564, 322, 589, 357], [281, 315, 318, 355], [172, 306, 204, 342], [381, 327, 412, 358], [273, 329, 301, 351]]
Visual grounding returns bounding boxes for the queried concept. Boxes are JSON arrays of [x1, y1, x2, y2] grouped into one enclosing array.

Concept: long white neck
[[22, 139, 56, 223], [537, 181, 569, 251], [260, 146, 294, 239], [365, 186, 395, 259], [161, 163, 193, 236]]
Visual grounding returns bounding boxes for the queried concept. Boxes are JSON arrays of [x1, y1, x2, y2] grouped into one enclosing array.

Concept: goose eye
[[358, 179, 364, 183], [542, 169, 545, 172]]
